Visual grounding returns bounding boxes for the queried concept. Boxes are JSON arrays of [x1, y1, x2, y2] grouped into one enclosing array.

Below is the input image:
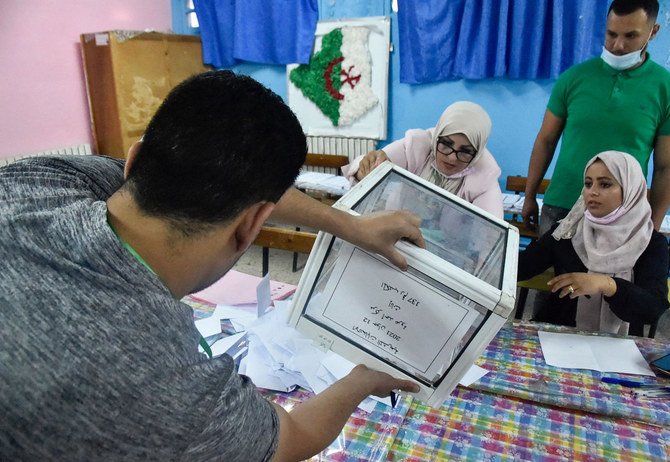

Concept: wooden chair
[[253, 227, 317, 276], [303, 152, 350, 170], [636, 279, 670, 338], [505, 176, 551, 319], [504, 175, 550, 240], [253, 152, 350, 276], [291, 153, 350, 270]]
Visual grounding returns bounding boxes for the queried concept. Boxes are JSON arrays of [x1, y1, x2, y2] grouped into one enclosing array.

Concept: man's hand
[[355, 150, 389, 181], [521, 196, 539, 229], [272, 363, 419, 461], [344, 364, 420, 398], [342, 210, 425, 270], [271, 189, 424, 269]]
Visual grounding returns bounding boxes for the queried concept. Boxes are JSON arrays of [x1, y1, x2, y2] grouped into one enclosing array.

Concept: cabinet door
[[110, 33, 208, 157], [81, 31, 208, 158]]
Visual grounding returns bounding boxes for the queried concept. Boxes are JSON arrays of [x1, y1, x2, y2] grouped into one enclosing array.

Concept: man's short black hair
[[608, 0, 659, 21], [124, 70, 307, 234]]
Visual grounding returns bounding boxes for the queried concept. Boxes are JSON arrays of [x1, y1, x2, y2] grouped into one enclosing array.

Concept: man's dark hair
[[608, 0, 659, 21], [124, 70, 307, 233]]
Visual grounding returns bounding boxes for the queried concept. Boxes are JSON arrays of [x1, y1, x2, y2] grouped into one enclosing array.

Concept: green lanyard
[[108, 221, 213, 359]]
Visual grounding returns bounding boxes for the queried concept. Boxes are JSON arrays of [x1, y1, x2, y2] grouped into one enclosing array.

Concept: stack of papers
[[538, 331, 655, 375], [191, 270, 296, 306], [295, 171, 351, 196], [502, 194, 543, 215]]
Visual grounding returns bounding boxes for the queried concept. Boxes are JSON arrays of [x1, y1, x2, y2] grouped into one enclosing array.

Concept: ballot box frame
[[288, 162, 519, 407]]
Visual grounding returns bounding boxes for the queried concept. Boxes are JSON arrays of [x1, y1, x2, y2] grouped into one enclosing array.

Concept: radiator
[[0, 144, 92, 168], [306, 136, 375, 175]]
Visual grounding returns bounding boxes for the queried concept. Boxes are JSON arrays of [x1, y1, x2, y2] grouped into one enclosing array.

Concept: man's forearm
[[650, 168, 670, 230], [271, 187, 354, 238], [272, 365, 419, 461], [525, 141, 555, 198], [273, 374, 374, 460]]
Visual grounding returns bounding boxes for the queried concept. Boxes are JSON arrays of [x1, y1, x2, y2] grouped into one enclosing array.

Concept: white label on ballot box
[[307, 243, 480, 382]]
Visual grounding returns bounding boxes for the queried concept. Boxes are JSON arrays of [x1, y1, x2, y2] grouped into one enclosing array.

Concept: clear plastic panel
[[302, 237, 489, 388], [351, 170, 508, 288]]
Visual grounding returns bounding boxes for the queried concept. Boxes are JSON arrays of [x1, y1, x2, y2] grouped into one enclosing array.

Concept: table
[[263, 322, 670, 461]]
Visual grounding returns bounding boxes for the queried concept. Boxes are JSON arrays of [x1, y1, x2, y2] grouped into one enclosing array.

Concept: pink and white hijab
[[552, 151, 653, 334]]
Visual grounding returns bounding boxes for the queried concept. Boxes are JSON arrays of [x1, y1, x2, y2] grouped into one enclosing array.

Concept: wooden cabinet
[[80, 31, 209, 158]]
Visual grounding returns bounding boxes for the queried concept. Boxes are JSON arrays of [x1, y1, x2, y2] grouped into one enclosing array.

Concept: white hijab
[[552, 151, 654, 334], [419, 101, 492, 195]]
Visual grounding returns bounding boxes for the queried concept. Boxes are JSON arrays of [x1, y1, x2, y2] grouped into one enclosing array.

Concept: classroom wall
[[3, 0, 670, 185], [0, 0, 172, 159], [232, 0, 670, 185]]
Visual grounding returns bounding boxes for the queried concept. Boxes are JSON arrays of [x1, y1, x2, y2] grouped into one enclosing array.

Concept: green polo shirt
[[543, 53, 670, 209]]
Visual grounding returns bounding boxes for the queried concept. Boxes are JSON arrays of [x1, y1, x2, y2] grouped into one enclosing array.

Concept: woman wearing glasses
[[342, 101, 504, 218]]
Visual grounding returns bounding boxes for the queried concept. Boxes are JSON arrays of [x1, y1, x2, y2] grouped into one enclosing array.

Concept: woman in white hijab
[[341, 101, 504, 218], [518, 151, 669, 335]]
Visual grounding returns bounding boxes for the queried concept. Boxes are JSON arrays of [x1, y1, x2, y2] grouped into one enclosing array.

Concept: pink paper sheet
[[190, 270, 296, 306]]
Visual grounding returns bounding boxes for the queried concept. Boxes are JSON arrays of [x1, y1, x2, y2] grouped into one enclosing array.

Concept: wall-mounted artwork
[[287, 16, 390, 140]]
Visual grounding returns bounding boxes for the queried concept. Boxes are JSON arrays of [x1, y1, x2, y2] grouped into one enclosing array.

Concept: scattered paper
[[459, 365, 489, 386], [194, 316, 223, 338], [256, 273, 272, 318], [538, 331, 655, 376], [245, 339, 297, 392], [210, 332, 247, 358], [213, 303, 258, 320]]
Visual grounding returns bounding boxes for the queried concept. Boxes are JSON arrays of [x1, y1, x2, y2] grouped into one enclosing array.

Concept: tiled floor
[[235, 244, 670, 342]]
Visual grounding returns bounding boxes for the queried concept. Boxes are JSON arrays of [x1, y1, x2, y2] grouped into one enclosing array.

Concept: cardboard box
[[80, 30, 209, 158]]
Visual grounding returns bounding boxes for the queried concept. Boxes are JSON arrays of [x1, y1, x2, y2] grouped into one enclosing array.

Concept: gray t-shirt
[[0, 156, 278, 461]]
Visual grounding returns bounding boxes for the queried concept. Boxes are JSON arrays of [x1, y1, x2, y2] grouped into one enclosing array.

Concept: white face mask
[[600, 30, 653, 71], [601, 46, 644, 70]]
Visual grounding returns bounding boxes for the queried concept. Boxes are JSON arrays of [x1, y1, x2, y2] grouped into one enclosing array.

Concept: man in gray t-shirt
[[0, 71, 421, 461]]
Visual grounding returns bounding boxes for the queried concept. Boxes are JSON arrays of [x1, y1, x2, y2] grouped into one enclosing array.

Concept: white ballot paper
[[538, 331, 655, 376]]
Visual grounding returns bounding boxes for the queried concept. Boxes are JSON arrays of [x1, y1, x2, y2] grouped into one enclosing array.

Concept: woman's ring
[[568, 285, 575, 294]]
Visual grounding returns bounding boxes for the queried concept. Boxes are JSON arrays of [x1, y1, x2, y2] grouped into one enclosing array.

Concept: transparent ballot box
[[288, 162, 519, 407]]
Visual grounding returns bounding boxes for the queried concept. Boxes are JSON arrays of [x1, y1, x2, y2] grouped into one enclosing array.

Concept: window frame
[[171, 0, 199, 35]]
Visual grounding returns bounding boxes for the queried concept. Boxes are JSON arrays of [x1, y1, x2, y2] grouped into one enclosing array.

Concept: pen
[[601, 377, 645, 388], [390, 391, 397, 408], [635, 389, 670, 399]]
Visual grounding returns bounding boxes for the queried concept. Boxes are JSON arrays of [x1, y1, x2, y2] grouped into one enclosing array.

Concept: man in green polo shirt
[[522, 0, 670, 235]]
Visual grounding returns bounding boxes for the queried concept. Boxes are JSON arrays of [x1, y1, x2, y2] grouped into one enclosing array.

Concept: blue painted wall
[[226, 0, 670, 186]]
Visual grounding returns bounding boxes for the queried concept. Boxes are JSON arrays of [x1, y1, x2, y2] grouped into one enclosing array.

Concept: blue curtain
[[194, 0, 318, 68], [193, 0, 236, 68], [398, 0, 608, 83]]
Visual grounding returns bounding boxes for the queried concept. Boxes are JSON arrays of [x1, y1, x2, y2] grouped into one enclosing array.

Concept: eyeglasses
[[436, 137, 476, 164]]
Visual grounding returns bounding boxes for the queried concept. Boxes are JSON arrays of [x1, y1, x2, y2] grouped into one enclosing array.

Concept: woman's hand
[[355, 150, 389, 181], [548, 272, 617, 299]]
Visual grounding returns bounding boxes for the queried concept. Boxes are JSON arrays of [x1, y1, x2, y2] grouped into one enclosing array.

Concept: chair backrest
[[505, 176, 550, 195], [252, 153, 346, 275], [504, 176, 550, 241], [303, 153, 349, 170], [254, 227, 316, 254]]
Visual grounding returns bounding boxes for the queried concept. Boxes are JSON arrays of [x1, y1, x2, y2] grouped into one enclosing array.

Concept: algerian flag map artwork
[[290, 26, 379, 127]]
